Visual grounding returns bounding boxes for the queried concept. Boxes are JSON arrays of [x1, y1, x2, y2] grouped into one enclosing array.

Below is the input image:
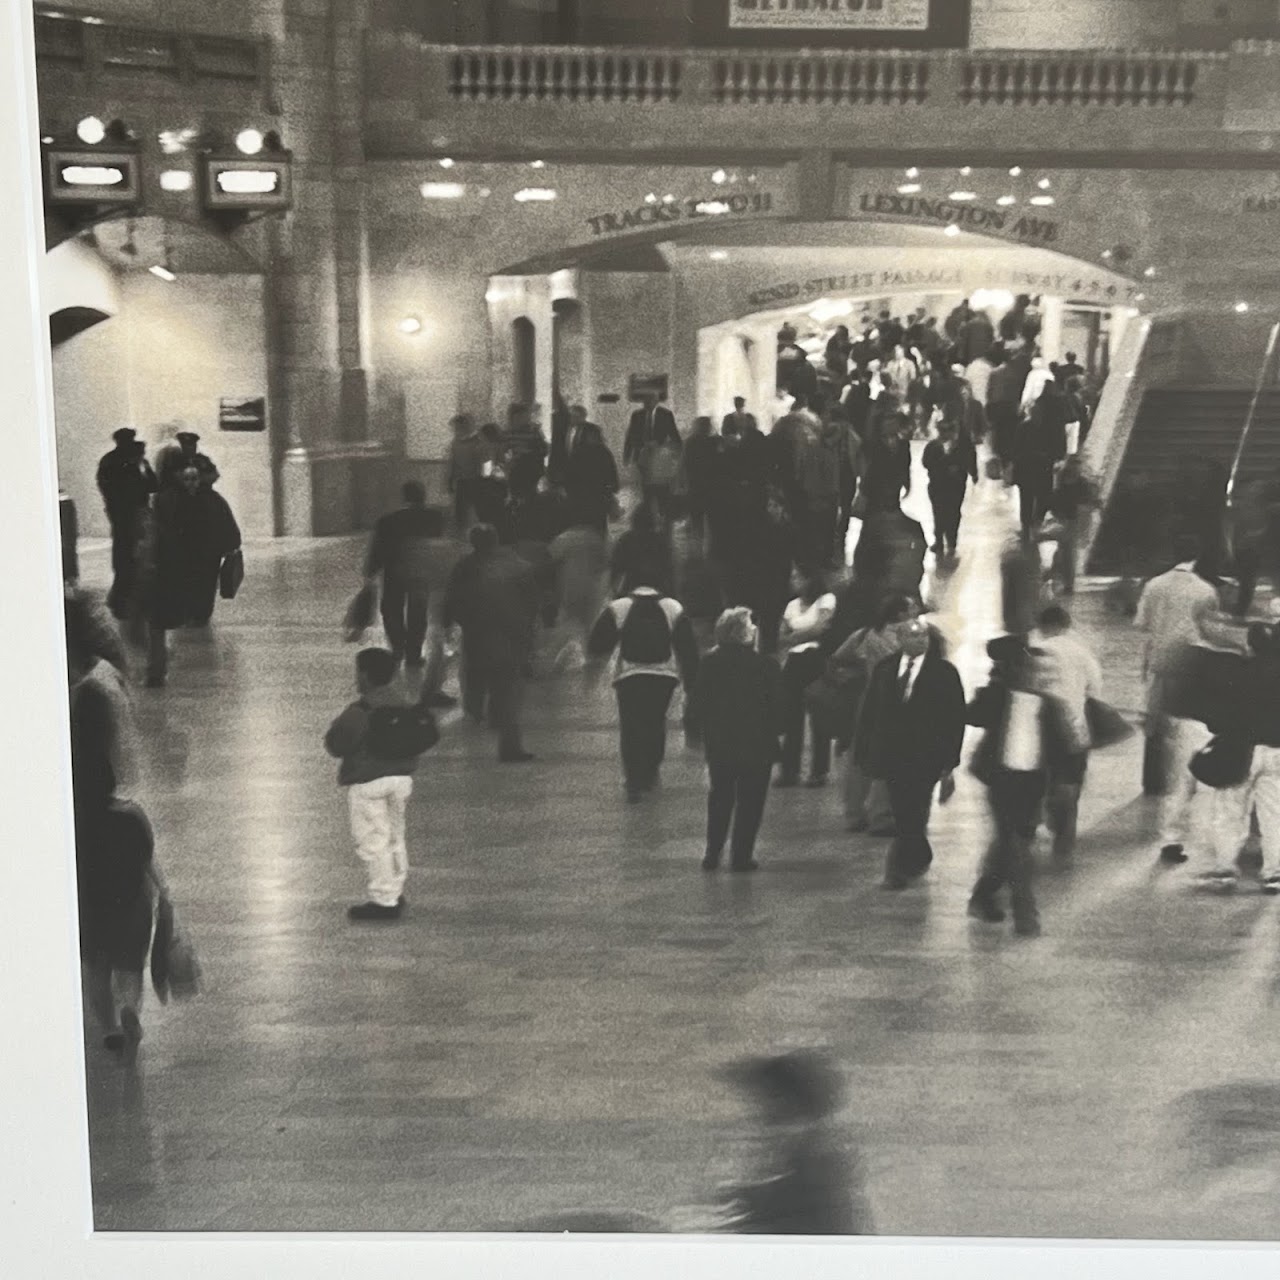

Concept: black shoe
[[347, 901, 403, 922], [1159, 844, 1188, 865], [968, 895, 1006, 924], [701, 855, 720, 871], [426, 691, 458, 709], [120, 1007, 142, 1060], [499, 750, 535, 764], [730, 860, 759, 873]]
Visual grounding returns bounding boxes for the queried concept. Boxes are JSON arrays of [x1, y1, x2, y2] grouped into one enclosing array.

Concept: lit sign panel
[[44, 148, 141, 206], [201, 154, 293, 212], [730, 0, 929, 29]]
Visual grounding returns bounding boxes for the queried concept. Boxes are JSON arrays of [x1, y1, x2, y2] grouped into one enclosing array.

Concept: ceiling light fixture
[[420, 181, 466, 199], [644, 193, 658, 205], [235, 128, 264, 156], [959, 166, 972, 176], [1030, 195, 1055, 206], [898, 183, 922, 195], [149, 265, 176, 282], [1144, 266, 1157, 278], [76, 116, 106, 145], [662, 194, 676, 204], [1009, 165, 1023, 177], [439, 157, 455, 169], [1235, 301, 1251, 313], [949, 191, 977, 202], [62, 165, 125, 186], [711, 168, 727, 185], [944, 224, 961, 237], [398, 316, 424, 335], [514, 187, 557, 203], [695, 201, 731, 215], [529, 159, 545, 169], [905, 166, 920, 178], [709, 250, 729, 261], [996, 195, 1017, 206], [1037, 177, 1052, 190], [160, 169, 193, 192]]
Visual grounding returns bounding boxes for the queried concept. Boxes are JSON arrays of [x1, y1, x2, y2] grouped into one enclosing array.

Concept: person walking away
[[611, 501, 674, 597], [922, 418, 978, 560], [834, 409, 865, 566], [775, 569, 837, 788], [445, 414, 491, 533], [956, 307, 996, 367], [696, 608, 785, 871], [852, 502, 928, 610], [859, 414, 912, 516], [325, 647, 436, 921], [97, 428, 158, 619], [145, 464, 241, 688], [1048, 456, 1095, 595], [587, 573, 699, 803], [966, 635, 1065, 937], [548, 520, 609, 670], [836, 595, 918, 834], [855, 620, 965, 889], [443, 524, 540, 762], [561, 404, 620, 538], [1014, 382, 1068, 540], [623, 392, 681, 526], [798, 417, 843, 569], [364, 481, 441, 670], [727, 488, 797, 657], [1136, 548, 1245, 863], [681, 415, 722, 556], [1228, 478, 1277, 618], [1032, 605, 1102, 860], [718, 1051, 875, 1236]]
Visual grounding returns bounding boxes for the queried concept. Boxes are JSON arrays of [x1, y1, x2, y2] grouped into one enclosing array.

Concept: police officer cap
[[176, 431, 199, 444], [112, 427, 136, 444]]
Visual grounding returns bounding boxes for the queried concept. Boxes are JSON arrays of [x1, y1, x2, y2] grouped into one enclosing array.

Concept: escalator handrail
[[1226, 319, 1280, 506]]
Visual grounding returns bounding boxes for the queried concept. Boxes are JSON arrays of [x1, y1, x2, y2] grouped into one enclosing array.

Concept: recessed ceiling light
[[398, 316, 424, 335], [160, 170, 193, 192], [949, 191, 976, 201], [529, 159, 545, 169], [1101, 249, 1113, 259], [898, 183, 922, 195], [1030, 195, 1055, 206], [1008, 165, 1022, 177], [959, 166, 972, 176], [1135, 293, 1146, 302], [420, 181, 466, 199], [944, 224, 961, 237], [148, 265, 176, 282], [1038, 177, 1052, 190], [711, 168, 727, 185], [1144, 266, 1157, 278], [709, 250, 729, 261], [905, 167, 920, 178], [662, 194, 676, 204], [645, 193, 658, 205], [996, 195, 1017, 206], [1235, 301, 1251, 313], [514, 187, 557, 203], [695, 201, 731, 215], [439, 157, 455, 168], [235, 128, 264, 156]]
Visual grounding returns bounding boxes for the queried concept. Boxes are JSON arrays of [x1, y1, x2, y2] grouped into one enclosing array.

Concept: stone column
[[267, 0, 378, 535]]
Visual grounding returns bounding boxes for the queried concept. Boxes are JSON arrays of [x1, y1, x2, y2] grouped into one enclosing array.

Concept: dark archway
[[49, 306, 110, 347]]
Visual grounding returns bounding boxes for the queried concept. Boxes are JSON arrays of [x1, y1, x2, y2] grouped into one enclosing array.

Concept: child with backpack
[[587, 574, 700, 803], [324, 648, 439, 921]]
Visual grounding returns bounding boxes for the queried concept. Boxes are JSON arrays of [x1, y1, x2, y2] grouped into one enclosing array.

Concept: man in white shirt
[[1033, 605, 1103, 859], [1135, 552, 1246, 864], [777, 576, 838, 787]]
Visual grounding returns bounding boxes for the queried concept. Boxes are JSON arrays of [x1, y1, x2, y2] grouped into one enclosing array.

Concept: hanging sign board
[[729, 0, 929, 30]]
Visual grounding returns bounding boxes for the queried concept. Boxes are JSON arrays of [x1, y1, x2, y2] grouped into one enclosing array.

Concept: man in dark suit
[[695, 607, 785, 872], [560, 404, 619, 535], [364, 482, 442, 670], [854, 618, 966, 889], [97, 427, 158, 617], [720, 396, 758, 439], [623, 392, 680, 469]]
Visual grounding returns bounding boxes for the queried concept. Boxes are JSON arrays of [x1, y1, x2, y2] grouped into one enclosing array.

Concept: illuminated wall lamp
[[398, 316, 424, 335], [235, 128, 264, 156], [1235, 302, 1251, 314], [76, 116, 106, 144]]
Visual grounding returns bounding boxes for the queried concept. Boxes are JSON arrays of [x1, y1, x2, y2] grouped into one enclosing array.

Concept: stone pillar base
[[281, 448, 314, 536]]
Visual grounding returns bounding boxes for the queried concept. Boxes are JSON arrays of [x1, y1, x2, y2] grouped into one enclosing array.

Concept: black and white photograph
[[13, 0, 1280, 1274]]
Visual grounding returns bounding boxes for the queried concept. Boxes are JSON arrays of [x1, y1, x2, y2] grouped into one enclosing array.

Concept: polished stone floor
[[79, 473, 1280, 1239]]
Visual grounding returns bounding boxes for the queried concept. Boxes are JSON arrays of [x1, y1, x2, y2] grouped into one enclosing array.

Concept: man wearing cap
[[96, 427, 157, 617], [156, 430, 219, 490]]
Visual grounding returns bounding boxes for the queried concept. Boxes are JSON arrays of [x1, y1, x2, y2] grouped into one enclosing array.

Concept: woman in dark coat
[[146, 463, 241, 687]]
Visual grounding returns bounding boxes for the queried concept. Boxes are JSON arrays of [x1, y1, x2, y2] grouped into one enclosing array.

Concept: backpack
[[618, 594, 673, 665], [364, 702, 440, 760]]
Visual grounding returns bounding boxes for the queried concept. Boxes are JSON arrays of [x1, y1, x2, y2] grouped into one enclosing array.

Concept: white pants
[[347, 776, 413, 906], [1208, 746, 1280, 875], [1160, 716, 1213, 849]]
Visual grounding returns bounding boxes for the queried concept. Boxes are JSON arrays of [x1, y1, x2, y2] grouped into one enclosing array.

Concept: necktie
[[898, 660, 913, 701]]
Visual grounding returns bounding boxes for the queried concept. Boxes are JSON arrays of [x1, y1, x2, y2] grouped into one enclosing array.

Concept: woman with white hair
[[694, 608, 785, 871]]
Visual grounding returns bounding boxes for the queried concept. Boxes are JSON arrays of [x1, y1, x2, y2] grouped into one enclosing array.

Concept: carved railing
[[959, 53, 1203, 106], [448, 47, 682, 102], [712, 53, 929, 105]]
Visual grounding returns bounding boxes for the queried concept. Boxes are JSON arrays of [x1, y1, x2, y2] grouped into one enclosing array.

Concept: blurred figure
[[696, 608, 784, 872], [726, 489, 797, 658], [443, 524, 540, 763], [548, 519, 609, 670], [1032, 605, 1102, 861], [145, 464, 241, 688], [719, 1051, 874, 1235], [155, 430, 218, 490], [1047, 456, 1096, 596], [97, 428, 157, 617], [611, 501, 674, 598], [588, 571, 699, 803], [859, 414, 911, 515], [921, 417, 978, 559], [681, 415, 722, 554], [560, 404, 619, 539], [721, 396, 758, 438], [1014, 382, 1069, 539], [966, 634, 1061, 938], [364, 482, 440, 670], [836, 595, 919, 835], [776, 568, 837, 789], [855, 620, 965, 890], [445, 414, 490, 533], [623, 392, 682, 531], [852, 501, 928, 610]]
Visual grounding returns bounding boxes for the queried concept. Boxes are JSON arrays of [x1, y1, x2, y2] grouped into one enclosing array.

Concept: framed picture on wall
[[218, 396, 267, 432]]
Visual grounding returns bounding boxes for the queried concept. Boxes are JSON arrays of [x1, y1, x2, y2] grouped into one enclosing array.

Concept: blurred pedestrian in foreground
[[718, 1051, 874, 1235]]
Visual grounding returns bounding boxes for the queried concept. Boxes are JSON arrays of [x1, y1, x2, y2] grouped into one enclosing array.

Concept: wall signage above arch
[[586, 192, 774, 238], [856, 191, 1060, 247], [730, 0, 929, 29]]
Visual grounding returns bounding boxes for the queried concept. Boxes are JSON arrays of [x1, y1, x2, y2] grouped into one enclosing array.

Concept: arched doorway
[[511, 315, 537, 406]]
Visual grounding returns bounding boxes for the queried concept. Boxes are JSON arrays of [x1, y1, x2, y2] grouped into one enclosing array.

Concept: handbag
[[1189, 735, 1254, 790], [1085, 697, 1135, 750], [150, 895, 202, 1004], [218, 548, 244, 599], [343, 583, 378, 642]]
